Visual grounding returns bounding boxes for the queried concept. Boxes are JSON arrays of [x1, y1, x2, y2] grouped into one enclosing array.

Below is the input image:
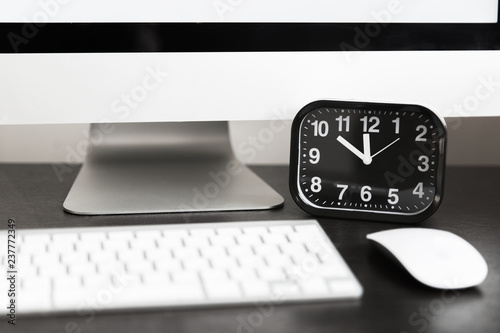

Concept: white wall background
[[0, 118, 499, 166]]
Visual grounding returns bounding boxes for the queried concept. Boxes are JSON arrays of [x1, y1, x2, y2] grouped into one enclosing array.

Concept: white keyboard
[[1, 219, 362, 315]]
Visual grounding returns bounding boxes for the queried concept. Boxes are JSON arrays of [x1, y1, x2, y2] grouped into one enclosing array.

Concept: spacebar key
[[107, 283, 206, 308]]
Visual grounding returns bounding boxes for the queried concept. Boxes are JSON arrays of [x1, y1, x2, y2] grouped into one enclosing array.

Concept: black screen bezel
[[0, 4, 499, 53]]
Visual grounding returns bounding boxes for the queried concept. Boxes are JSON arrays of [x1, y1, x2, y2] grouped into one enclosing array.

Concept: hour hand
[[337, 135, 366, 163]]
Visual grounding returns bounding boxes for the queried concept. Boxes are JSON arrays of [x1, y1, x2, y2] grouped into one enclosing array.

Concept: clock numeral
[[311, 177, 322, 193], [392, 117, 400, 134], [415, 125, 427, 142], [388, 188, 399, 204], [309, 148, 320, 164], [312, 120, 329, 137], [418, 155, 430, 172], [360, 116, 380, 133], [413, 182, 425, 198], [336, 184, 348, 200], [360, 186, 372, 202], [335, 116, 350, 132]]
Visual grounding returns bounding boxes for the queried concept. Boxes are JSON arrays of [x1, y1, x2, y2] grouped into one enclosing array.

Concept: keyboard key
[[53, 289, 90, 310], [314, 264, 350, 279], [117, 249, 144, 262], [146, 248, 172, 261], [184, 235, 209, 248], [19, 283, 52, 313], [52, 232, 79, 243], [109, 284, 180, 307], [142, 271, 170, 285], [48, 241, 75, 253], [173, 247, 199, 260], [127, 260, 154, 274], [154, 259, 182, 272], [241, 280, 270, 298], [271, 281, 301, 298], [299, 278, 329, 295], [131, 238, 158, 251], [210, 235, 236, 247], [110, 271, 141, 290], [32, 251, 59, 266], [227, 244, 253, 258], [97, 262, 125, 276], [90, 251, 116, 263], [162, 229, 188, 239], [157, 237, 183, 249], [216, 227, 241, 236], [68, 263, 97, 276], [265, 254, 293, 267], [53, 276, 83, 290], [19, 264, 38, 278], [237, 255, 265, 268], [171, 270, 199, 284], [205, 281, 241, 300], [201, 245, 226, 259], [76, 241, 103, 252], [19, 239, 47, 253], [80, 232, 107, 242], [295, 224, 322, 234], [166, 283, 205, 302], [288, 232, 320, 243], [329, 280, 363, 297], [23, 234, 51, 244], [103, 239, 130, 251], [253, 244, 280, 257], [258, 267, 285, 281], [211, 256, 238, 269], [21, 276, 51, 291], [108, 231, 134, 240], [243, 226, 268, 234], [230, 267, 257, 281], [236, 234, 262, 245], [190, 228, 215, 237], [39, 264, 68, 277], [280, 242, 307, 257], [305, 240, 335, 255], [261, 233, 288, 244], [135, 230, 162, 240], [183, 258, 210, 271], [83, 275, 114, 289], [268, 225, 294, 234], [200, 268, 229, 282]]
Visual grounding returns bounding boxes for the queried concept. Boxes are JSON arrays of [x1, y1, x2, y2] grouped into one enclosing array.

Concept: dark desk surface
[[1, 164, 499, 333]]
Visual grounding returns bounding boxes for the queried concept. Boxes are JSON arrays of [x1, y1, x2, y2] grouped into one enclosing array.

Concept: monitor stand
[[63, 122, 284, 215]]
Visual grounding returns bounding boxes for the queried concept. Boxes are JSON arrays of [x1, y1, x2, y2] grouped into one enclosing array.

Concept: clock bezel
[[289, 100, 447, 223]]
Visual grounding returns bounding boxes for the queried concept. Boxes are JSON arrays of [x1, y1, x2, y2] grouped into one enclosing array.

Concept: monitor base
[[63, 122, 284, 215]]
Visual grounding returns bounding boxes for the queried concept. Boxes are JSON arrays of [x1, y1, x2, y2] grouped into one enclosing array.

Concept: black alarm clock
[[289, 100, 447, 223]]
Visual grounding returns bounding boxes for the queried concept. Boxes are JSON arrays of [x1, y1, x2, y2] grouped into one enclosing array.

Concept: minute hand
[[371, 138, 400, 158]]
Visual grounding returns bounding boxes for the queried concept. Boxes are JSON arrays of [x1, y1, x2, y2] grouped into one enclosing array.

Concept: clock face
[[290, 101, 447, 223]]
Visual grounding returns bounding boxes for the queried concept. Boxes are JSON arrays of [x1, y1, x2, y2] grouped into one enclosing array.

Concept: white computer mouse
[[367, 228, 488, 289]]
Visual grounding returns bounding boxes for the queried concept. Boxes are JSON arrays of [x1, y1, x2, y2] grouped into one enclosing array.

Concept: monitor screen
[[1, 0, 500, 125], [1, 0, 498, 23]]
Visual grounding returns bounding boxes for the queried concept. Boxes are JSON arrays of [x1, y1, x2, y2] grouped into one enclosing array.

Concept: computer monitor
[[1, 1, 499, 215]]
